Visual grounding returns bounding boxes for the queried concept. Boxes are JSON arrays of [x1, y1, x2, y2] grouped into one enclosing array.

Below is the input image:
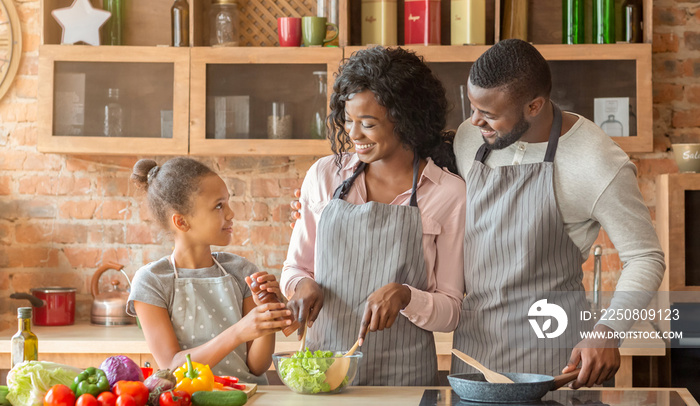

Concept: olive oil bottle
[[11, 307, 38, 368]]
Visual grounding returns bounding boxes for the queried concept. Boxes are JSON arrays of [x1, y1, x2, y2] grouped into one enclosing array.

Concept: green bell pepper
[[71, 367, 110, 397]]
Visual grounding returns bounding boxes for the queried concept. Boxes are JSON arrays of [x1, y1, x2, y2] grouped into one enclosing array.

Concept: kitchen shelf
[[189, 47, 341, 156], [37, 45, 190, 155]]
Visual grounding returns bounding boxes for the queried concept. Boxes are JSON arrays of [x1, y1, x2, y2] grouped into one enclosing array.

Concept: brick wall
[[0, 0, 692, 330]]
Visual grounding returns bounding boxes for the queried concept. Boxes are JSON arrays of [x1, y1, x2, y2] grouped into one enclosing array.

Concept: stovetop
[[419, 389, 689, 406]]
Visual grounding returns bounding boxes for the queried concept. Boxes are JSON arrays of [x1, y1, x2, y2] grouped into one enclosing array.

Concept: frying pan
[[447, 369, 580, 404]]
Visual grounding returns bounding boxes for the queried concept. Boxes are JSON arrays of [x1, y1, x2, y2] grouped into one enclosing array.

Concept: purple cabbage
[[99, 355, 144, 387]]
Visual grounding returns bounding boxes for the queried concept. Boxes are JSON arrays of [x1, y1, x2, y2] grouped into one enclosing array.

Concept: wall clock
[[0, 0, 22, 101]]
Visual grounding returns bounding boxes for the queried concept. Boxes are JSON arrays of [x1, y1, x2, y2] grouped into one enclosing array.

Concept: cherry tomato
[[76, 394, 98, 406], [97, 392, 116, 406], [44, 384, 76, 406], [116, 395, 136, 406]]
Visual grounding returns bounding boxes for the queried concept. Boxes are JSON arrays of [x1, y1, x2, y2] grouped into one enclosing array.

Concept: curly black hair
[[131, 157, 215, 230], [327, 46, 457, 174], [469, 39, 552, 103]]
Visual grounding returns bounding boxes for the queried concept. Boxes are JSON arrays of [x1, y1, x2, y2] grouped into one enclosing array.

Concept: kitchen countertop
[[0, 321, 665, 387], [246, 386, 699, 406]]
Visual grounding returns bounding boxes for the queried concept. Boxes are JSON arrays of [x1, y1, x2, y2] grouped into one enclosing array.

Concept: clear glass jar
[[209, 0, 239, 46], [310, 71, 327, 139], [268, 101, 292, 139], [104, 88, 124, 137]]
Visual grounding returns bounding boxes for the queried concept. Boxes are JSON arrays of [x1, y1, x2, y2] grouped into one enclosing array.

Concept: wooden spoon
[[451, 349, 514, 384], [324, 338, 361, 391], [298, 324, 307, 352]]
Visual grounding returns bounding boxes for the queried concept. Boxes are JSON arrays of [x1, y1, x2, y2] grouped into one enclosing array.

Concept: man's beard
[[483, 114, 530, 150]]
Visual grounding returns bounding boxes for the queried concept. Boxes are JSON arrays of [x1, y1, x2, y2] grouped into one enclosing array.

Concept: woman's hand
[[285, 278, 324, 339], [245, 271, 283, 305], [358, 283, 411, 345], [235, 302, 292, 343]]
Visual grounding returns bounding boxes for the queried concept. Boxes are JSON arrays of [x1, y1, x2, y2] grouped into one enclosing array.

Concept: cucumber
[[191, 390, 247, 406]]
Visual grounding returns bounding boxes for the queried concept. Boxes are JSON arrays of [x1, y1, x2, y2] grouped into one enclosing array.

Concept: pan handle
[[10, 292, 45, 308], [552, 369, 581, 389]]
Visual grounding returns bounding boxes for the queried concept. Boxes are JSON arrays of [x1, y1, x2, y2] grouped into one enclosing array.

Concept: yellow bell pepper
[[174, 354, 215, 394]]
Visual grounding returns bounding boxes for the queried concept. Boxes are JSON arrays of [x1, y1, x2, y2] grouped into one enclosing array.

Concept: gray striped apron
[[452, 104, 592, 377], [309, 155, 438, 386]]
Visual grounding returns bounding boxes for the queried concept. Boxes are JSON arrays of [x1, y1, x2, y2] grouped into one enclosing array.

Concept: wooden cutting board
[[243, 383, 257, 397]]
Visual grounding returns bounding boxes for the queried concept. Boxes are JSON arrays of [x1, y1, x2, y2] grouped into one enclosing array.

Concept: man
[[451, 39, 665, 389]]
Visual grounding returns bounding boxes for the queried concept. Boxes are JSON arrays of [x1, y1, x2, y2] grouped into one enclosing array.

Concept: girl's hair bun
[[131, 159, 158, 190]]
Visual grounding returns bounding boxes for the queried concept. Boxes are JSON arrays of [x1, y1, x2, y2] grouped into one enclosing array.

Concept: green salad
[[278, 349, 349, 394]]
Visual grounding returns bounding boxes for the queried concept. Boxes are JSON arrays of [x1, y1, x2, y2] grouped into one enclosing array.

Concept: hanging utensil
[[451, 349, 514, 383]]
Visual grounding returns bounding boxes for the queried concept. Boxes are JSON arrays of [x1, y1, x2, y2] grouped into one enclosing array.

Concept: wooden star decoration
[[52, 0, 111, 46]]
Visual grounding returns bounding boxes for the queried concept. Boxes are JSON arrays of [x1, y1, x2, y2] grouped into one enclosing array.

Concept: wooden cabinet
[[37, 0, 654, 156], [656, 173, 700, 293], [189, 47, 341, 156]]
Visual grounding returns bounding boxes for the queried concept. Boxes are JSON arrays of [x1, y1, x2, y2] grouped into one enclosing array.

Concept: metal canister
[[361, 0, 397, 45], [404, 0, 441, 45]]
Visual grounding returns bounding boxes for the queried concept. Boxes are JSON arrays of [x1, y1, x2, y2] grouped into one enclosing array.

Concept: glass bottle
[[600, 114, 624, 137], [102, 0, 123, 45], [622, 0, 643, 43], [562, 0, 584, 44], [267, 101, 292, 139], [171, 0, 190, 47], [593, 0, 615, 44], [501, 0, 528, 41], [209, 0, 239, 46], [11, 307, 38, 368], [310, 71, 328, 140], [104, 88, 124, 137]]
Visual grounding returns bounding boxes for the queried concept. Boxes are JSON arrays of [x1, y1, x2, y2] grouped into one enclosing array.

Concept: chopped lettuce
[[7, 361, 82, 406], [278, 349, 349, 394]]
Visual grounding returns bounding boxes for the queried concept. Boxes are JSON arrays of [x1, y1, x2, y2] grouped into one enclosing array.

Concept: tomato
[[159, 390, 191, 406], [112, 382, 148, 406], [97, 392, 116, 406], [76, 394, 98, 406], [44, 384, 76, 406], [115, 395, 136, 406]]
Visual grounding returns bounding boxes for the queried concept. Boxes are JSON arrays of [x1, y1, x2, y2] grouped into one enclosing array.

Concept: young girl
[[127, 157, 291, 384]]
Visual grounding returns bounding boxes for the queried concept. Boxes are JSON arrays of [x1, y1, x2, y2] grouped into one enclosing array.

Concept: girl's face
[[182, 174, 234, 247], [343, 90, 404, 164]]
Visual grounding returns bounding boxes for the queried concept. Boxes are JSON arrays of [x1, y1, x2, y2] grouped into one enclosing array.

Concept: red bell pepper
[[213, 376, 245, 390]]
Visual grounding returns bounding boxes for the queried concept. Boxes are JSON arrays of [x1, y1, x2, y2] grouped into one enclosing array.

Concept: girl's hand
[[245, 271, 283, 306], [357, 283, 411, 346], [237, 302, 292, 343]]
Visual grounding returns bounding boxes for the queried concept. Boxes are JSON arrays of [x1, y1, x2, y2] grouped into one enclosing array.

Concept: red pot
[[11, 287, 76, 326]]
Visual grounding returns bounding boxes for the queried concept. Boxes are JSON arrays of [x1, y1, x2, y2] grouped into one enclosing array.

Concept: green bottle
[[562, 0, 584, 44], [102, 0, 123, 45], [11, 307, 38, 368], [593, 0, 615, 44]]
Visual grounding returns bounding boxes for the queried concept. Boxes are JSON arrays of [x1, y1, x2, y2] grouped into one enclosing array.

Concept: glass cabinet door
[[38, 46, 189, 155], [190, 48, 342, 156]]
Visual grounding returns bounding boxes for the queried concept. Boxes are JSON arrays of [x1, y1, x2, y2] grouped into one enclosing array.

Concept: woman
[[281, 46, 466, 386]]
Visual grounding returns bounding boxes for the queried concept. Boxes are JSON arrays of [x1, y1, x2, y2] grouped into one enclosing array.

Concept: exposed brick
[[95, 176, 129, 197], [250, 225, 292, 246], [60, 200, 98, 219], [127, 223, 155, 244], [685, 84, 700, 104], [271, 203, 293, 223], [0, 150, 27, 170], [11, 125, 38, 146], [20, 199, 57, 219], [62, 247, 102, 268], [684, 31, 700, 51], [16, 223, 88, 244], [231, 201, 270, 222], [0, 176, 10, 195], [0, 223, 11, 245], [672, 108, 700, 128], [10, 270, 84, 292], [653, 83, 683, 103], [226, 178, 247, 197], [22, 32, 40, 53], [230, 224, 251, 247], [13, 77, 38, 99], [653, 32, 680, 53], [654, 7, 688, 27], [251, 179, 281, 198], [88, 224, 127, 245], [101, 248, 132, 268], [18, 54, 38, 76], [0, 102, 38, 123], [634, 158, 679, 178], [3, 247, 60, 268], [262, 249, 287, 269], [18, 175, 90, 195], [96, 200, 130, 220]]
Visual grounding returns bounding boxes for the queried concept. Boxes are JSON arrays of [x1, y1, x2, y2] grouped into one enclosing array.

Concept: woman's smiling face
[[343, 90, 405, 163]]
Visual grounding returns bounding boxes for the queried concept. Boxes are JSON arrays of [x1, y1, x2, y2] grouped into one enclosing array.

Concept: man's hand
[[563, 324, 620, 388], [285, 278, 324, 339], [358, 283, 411, 346]]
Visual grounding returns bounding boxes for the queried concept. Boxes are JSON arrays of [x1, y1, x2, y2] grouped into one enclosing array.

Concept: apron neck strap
[[332, 153, 421, 208], [170, 255, 227, 278], [473, 102, 563, 164]]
